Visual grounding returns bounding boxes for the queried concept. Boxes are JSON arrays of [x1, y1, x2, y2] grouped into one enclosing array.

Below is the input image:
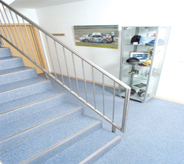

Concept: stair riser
[[0, 81, 52, 104], [0, 69, 37, 85], [0, 48, 12, 57], [26, 122, 102, 164], [0, 94, 67, 126], [0, 58, 24, 70], [0, 108, 84, 152]]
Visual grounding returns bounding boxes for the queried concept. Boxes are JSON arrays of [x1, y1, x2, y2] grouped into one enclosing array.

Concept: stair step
[[0, 67, 37, 85], [0, 93, 67, 126], [43, 129, 121, 164], [0, 89, 62, 114], [0, 106, 84, 153], [0, 101, 80, 140], [0, 80, 52, 104], [0, 47, 12, 57], [0, 66, 32, 75], [0, 77, 47, 92], [0, 115, 100, 164], [0, 56, 24, 70], [0, 56, 15, 60]]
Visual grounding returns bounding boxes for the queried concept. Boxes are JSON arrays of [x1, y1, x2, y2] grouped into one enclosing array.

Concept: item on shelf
[[130, 52, 149, 62], [146, 39, 165, 46], [126, 57, 140, 65], [131, 89, 136, 95], [134, 83, 147, 88], [148, 33, 156, 37], [139, 36, 165, 46], [138, 60, 151, 67], [139, 36, 155, 45], [148, 48, 153, 56], [130, 35, 141, 44], [138, 89, 145, 97], [129, 69, 139, 75]]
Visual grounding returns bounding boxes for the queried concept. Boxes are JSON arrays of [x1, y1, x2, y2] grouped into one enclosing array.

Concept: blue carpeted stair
[[0, 47, 121, 164]]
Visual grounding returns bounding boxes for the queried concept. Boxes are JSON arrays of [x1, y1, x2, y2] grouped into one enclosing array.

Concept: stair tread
[[44, 129, 120, 164], [0, 101, 79, 140], [0, 66, 33, 75], [0, 57, 24, 70], [0, 56, 19, 61], [0, 77, 46, 92], [0, 48, 12, 57], [0, 93, 66, 127], [0, 80, 52, 105], [0, 67, 37, 86], [0, 89, 61, 114], [0, 115, 99, 164]]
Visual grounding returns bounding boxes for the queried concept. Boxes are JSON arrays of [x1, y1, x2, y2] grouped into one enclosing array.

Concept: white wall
[[17, 8, 39, 24], [16, 0, 184, 102], [0, 6, 38, 24]]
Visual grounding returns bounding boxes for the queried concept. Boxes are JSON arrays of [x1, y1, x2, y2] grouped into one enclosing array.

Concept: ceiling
[[9, 0, 85, 9]]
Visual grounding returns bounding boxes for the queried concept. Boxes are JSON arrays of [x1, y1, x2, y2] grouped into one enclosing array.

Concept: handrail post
[[121, 88, 131, 133]]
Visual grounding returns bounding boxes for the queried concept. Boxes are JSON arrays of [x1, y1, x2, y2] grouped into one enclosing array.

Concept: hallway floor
[[39, 74, 184, 164]]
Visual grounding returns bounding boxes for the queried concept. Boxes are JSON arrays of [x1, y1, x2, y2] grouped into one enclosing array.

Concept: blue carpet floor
[[39, 73, 184, 164]]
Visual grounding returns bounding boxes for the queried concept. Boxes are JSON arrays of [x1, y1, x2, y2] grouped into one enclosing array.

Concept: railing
[[0, 0, 131, 133]]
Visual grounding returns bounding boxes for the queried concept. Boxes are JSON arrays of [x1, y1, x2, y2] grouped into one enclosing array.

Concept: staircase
[[0, 47, 121, 164]]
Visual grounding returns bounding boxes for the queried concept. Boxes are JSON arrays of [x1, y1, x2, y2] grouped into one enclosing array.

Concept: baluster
[[0, 29, 3, 45], [0, 19, 7, 39], [102, 74, 105, 115], [15, 14, 31, 58], [2, 5, 18, 47], [112, 81, 116, 133], [54, 41, 65, 84], [37, 30, 50, 79], [82, 60, 88, 102], [92, 66, 96, 109], [22, 19, 37, 62], [0, 6, 13, 43], [29, 24, 44, 67], [45, 35, 57, 78], [72, 53, 80, 96], [9, 9, 23, 51], [62, 46, 72, 90]]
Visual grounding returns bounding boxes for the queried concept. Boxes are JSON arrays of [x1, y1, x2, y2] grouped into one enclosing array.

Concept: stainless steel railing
[[0, 0, 131, 133]]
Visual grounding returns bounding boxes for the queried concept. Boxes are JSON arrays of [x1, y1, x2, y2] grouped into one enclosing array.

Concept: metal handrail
[[0, 0, 131, 133]]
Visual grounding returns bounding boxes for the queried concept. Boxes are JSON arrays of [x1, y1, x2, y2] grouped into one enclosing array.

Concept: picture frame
[[73, 25, 119, 49], [129, 52, 149, 62]]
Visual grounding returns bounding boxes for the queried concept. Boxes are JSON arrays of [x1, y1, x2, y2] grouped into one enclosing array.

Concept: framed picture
[[73, 25, 118, 49], [129, 52, 149, 62]]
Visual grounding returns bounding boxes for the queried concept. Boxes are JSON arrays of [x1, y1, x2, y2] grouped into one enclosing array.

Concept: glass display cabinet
[[119, 26, 171, 102]]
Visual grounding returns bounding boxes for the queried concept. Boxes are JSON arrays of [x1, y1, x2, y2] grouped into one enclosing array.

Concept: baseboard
[[50, 72, 183, 104], [154, 96, 184, 104], [51, 72, 120, 89]]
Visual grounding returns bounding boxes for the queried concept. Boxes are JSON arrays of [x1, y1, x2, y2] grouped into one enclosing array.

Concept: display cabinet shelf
[[124, 44, 154, 47]]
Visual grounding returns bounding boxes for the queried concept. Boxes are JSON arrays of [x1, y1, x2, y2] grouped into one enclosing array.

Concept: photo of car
[[79, 32, 112, 43], [74, 25, 118, 49]]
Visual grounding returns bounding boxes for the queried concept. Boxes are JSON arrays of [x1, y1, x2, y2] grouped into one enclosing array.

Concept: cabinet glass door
[[144, 27, 171, 102]]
